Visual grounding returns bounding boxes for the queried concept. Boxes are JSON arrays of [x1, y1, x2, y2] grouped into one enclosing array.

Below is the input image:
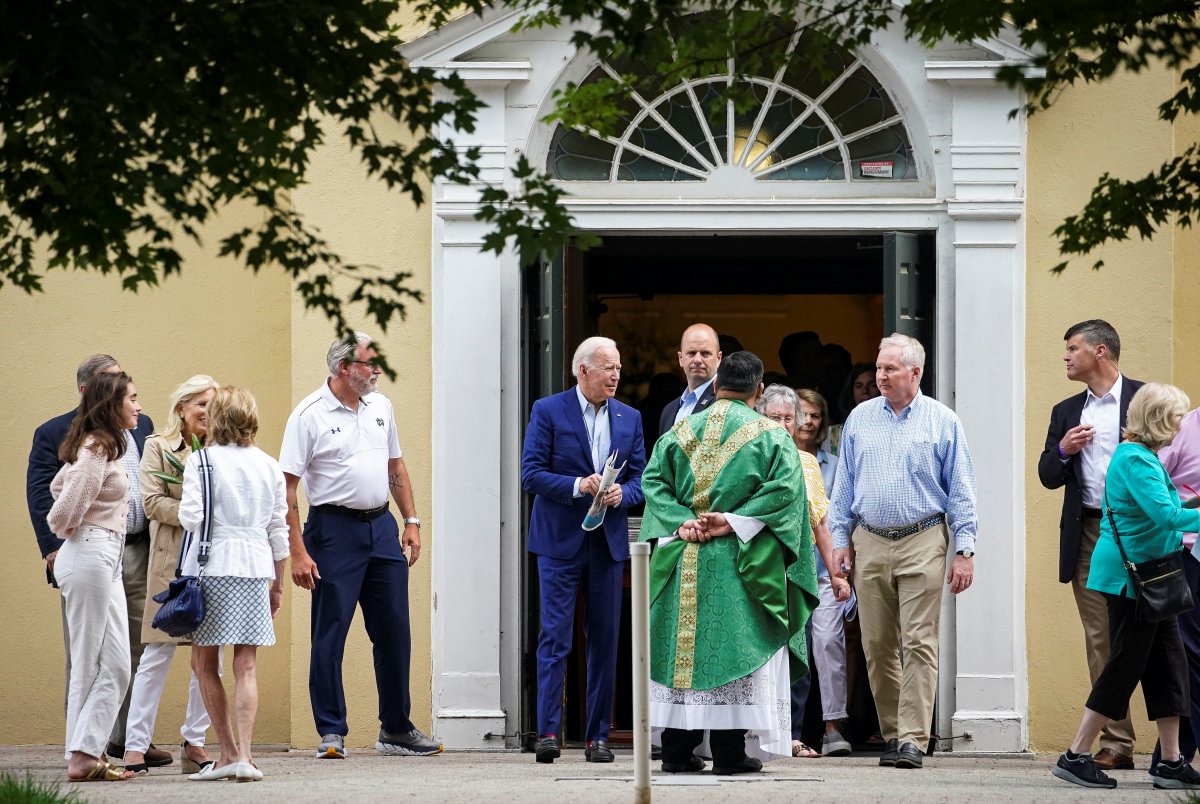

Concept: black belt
[[861, 513, 946, 541], [314, 503, 390, 522], [1082, 505, 1103, 519]]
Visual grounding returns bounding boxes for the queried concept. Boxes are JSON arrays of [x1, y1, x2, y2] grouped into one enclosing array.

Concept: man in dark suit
[[26, 353, 163, 765], [522, 336, 646, 765], [1038, 320, 1142, 770], [658, 323, 722, 437]]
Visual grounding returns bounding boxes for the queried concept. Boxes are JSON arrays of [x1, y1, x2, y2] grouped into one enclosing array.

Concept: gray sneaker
[[316, 734, 346, 759], [1150, 759, 1200, 789], [376, 728, 443, 756], [821, 729, 852, 757]]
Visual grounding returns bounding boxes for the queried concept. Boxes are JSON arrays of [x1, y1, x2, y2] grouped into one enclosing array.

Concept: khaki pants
[[1072, 516, 1136, 756], [852, 522, 946, 749]]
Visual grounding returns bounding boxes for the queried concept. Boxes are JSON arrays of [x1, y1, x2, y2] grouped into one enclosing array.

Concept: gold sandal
[[69, 759, 135, 782]]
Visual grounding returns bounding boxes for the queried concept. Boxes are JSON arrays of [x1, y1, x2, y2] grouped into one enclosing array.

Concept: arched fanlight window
[[549, 21, 916, 183]]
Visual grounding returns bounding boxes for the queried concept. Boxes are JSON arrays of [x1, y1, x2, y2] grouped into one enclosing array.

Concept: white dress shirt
[[179, 444, 289, 578], [1079, 374, 1124, 508]]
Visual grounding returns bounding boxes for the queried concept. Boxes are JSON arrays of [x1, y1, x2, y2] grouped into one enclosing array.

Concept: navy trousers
[[304, 508, 414, 738], [535, 533, 623, 742]]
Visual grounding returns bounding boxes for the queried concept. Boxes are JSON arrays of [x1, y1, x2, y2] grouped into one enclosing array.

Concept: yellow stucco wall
[[0, 214, 296, 744], [0, 113, 434, 751], [1025, 68, 1182, 752]]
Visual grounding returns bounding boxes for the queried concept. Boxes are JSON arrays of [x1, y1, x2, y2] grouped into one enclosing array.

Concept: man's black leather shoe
[[651, 745, 662, 761], [585, 740, 614, 763], [661, 755, 706, 773], [712, 756, 763, 775], [535, 735, 560, 764], [894, 741, 924, 769], [879, 738, 900, 766]]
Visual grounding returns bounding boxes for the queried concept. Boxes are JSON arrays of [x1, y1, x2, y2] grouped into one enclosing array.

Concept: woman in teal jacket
[[1054, 383, 1200, 791]]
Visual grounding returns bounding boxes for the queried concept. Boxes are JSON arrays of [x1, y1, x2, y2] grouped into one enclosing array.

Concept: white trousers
[[56, 525, 131, 760], [811, 574, 849, 721], [125, 642, 216, 752]]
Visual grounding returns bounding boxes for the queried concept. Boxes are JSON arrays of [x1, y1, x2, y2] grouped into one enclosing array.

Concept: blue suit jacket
[[26, 410, 155, 560], [522, 389, 646, 562]]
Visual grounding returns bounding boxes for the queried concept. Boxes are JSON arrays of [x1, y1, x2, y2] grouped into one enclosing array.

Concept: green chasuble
[[640, 398, 819, 690]]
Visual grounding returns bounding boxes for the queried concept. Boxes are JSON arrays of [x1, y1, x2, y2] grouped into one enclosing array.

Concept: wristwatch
[[403, 517, 422, 528], [956, 549, 975, 558]]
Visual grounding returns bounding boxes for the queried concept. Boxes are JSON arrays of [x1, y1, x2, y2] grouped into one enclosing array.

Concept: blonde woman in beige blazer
[[122, 376, 219, 776]]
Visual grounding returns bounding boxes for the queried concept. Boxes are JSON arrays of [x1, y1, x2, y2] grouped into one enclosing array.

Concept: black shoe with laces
[[878, 738, 900, 767], [534, 734, 560, 764], [1052, 751, 1118, 789], [1151, 758, 1200, 789]]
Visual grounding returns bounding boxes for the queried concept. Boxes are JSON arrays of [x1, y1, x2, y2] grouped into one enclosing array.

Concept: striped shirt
[[829, 392, 978, 553]]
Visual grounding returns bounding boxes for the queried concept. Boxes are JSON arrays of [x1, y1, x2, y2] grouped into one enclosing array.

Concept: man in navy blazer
[[26, 353, 160, 762], [1037, 320, 1142, 770], [657, 323, 721, 437], [522, 336, 646, 765]]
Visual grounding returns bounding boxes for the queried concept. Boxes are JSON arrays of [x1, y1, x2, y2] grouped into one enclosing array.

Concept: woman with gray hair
[[1054, 382, 1200, 790], [123, 375, 220, 775], [758, 385, 851, 758]]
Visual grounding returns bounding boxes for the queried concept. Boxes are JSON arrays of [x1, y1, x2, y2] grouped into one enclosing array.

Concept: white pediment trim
[[404, 4, 544, 68], [405, 3, 1036, 70]]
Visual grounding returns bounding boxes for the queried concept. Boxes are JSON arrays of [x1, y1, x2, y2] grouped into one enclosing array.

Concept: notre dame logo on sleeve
[[376, 418, 385, 428]]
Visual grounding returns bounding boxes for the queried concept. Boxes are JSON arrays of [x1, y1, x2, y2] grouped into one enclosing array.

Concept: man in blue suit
[[522, 336, 646, 764], [26, 353, 161, 764]]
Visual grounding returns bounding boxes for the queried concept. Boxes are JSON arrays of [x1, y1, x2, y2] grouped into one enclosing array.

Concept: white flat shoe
[[234, 762, 263, 782], [189, 762, 239, 781]]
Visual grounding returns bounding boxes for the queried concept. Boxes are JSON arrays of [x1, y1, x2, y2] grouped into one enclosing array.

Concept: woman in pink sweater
[[48, 371, 143, 783]]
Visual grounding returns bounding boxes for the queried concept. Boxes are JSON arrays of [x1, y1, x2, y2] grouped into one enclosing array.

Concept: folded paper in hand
[[582, 451, 625, 531]]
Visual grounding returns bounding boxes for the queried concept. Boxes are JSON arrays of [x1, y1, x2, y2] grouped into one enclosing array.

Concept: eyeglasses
[[350, 360, 381, 371], [766, 414, 796, 425]]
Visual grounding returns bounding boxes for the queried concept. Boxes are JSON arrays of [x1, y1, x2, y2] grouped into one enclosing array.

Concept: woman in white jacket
[[179, 386, 288, 782]]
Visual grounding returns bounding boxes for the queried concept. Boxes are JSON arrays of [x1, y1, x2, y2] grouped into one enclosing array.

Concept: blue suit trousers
[[535, 532, 624, 742]]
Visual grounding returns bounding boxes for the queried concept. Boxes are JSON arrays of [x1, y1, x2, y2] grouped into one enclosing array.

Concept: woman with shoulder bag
[[48, 372, 142, 782], [123, 375, 219, 775], [180, 387, 288, 782], [1054, 382, 1200, 791]]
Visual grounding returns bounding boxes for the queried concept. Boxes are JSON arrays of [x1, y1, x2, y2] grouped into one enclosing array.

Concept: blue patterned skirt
[[192, 576, 275, 647]]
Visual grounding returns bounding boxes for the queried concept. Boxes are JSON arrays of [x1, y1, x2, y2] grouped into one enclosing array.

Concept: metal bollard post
[[630, 542, 652, 804]]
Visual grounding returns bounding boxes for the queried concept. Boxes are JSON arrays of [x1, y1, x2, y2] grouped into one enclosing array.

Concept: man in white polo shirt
[[280, 332, 441, 760]]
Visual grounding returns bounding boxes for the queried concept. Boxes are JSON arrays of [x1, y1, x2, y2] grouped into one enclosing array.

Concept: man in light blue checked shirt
[[829, 334, 978, 770]]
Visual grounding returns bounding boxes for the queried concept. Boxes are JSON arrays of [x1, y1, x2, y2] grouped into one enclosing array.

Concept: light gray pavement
[[0, 746, 1181, 803]]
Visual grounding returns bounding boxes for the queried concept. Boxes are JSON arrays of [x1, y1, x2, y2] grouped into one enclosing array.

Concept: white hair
[[327, 331, 373, 375], [878, 333, 925, 372], [571, 336, 618, 379]]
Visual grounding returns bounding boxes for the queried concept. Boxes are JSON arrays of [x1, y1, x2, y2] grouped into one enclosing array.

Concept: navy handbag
[[151, 448, 214, 637]]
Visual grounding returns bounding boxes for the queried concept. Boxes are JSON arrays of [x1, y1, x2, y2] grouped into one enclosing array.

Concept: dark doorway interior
[[520, 231, 935, 750]]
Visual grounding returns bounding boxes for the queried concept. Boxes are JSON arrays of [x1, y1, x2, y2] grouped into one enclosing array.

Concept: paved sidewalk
[[0, 746, 1175, 802]]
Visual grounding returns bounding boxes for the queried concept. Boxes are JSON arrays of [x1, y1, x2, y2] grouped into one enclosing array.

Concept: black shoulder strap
[[1104, 490, 1135, 571]]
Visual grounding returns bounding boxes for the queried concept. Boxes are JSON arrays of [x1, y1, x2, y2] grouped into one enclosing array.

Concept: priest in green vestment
[[640, 351, 819, 775]]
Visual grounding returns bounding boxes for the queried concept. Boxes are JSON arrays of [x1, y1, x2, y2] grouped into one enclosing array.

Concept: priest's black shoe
[[535, 735, 560, 764], [585, 740, 614, 763], [662, 755, 706, 773], [712, 756, 763, 775], [651, 745, 662, 761], [879, 738, 900, 766], [894, 742, 924, 769]]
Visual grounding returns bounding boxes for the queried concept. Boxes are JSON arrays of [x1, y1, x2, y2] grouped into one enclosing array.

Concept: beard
[[349, 373, 377, 396]]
